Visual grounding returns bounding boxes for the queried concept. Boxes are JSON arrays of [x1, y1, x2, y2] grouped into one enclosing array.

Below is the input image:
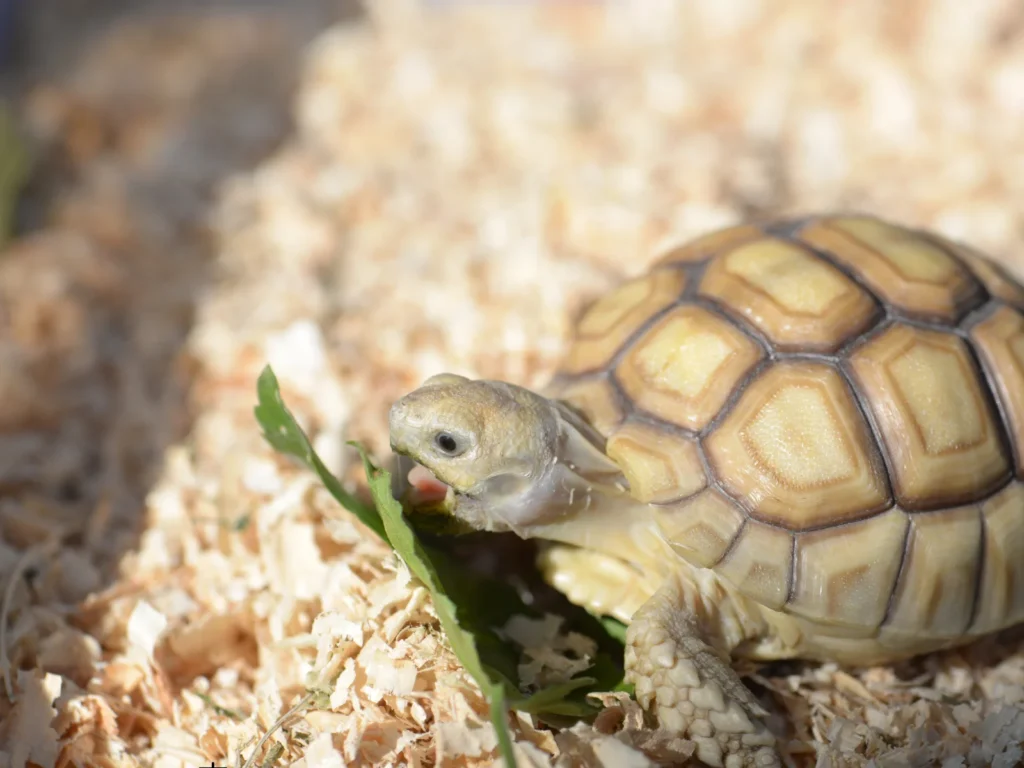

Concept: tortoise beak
[[388, 396, 419, 458], [389, 451, 417, 499]]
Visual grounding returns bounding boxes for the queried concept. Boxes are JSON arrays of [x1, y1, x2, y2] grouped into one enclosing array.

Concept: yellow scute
[[888, 342, 984, 454], [848, 324, 1009, 507], [634, 314, 734, 398], [833, 217, 957, 284], [606, 422, 706, 503], [705, 361, 889, 530], [1012, 332, 1024, 366], [617, 305, 763, 431], [725, 239, 850, 315], [578, 277, 652, 336], [554, 377, 624, 437], [743, 384, 856, 488], [790, 508, 908, 628], [973, 483, 1024, 633]]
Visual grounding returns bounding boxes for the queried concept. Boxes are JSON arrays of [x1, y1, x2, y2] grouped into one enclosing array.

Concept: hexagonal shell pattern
[[789, 508, 908, 628], [656, 489, 745, 568], [617, 304, 764, 431], [799, 216, 985, 322], [848, 323, 1011, 509], [705, 361, 890, 530], [884, 506, 982, 637], [562, 269, 686, 375], [699, 237, 879, 352], [970, 305, 1024, 476], [971, 482, 1024, 634], [605, 420, 707, 503], [654, 223, 762, 267]]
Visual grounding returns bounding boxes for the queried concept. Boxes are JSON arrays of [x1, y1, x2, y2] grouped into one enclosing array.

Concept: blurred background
[[0, 1, 1022, 766]]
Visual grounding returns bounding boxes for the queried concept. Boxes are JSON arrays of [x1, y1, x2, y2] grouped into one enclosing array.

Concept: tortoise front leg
[[626, 571, 780, 768], [539, 546, 782, 767]]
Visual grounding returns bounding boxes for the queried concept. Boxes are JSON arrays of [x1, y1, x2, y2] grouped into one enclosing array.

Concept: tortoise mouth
[[407, 463, 454, 505], [390, 453, 458, 508]]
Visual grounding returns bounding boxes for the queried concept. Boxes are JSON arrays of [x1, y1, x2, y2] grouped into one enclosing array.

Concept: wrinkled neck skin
[[452, 399, 668, 569]]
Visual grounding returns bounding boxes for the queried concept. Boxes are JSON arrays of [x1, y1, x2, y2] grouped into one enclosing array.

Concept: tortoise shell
[[551, 214, 1024, 641]]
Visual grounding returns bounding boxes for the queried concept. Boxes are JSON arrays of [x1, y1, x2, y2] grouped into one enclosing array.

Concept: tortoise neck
[[527, 471, 670, 570]]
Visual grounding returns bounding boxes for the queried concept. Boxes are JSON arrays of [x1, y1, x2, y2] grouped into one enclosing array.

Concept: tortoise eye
[[434, 432, 461, 456]]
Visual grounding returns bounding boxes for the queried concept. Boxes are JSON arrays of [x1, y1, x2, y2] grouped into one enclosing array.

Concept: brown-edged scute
[[550, 213, 1024, 639]]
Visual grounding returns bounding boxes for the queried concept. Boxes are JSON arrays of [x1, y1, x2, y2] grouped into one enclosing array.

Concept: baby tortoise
[[388, 214, 1024, 768]]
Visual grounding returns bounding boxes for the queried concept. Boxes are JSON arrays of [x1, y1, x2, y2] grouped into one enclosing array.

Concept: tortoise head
[[389, 373, 630, 536]]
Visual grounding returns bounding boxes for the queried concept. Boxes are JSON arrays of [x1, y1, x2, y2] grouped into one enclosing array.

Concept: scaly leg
[[625, 571, 780, 768], [538, 543, 660, 625], [538, 546, 782, 767]]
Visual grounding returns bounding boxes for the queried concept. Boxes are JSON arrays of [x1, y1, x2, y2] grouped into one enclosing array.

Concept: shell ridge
[[737, 506, 896, 535], [833, 314, 895, 358], [613, 386, 764, 513], [953, 331, 1018, 487], [760, 216, 816, 240], [834, 360, 898, 507], [600, 299, 687, 374], [690, 294, 775, 356], [966, 505, 988, 634], [890, 315, 971, 338], [617, 403, 700, 439], [680, 260, 712, 297], [785, 533, 799, 606], [603, 371, 633, 427], [879, 511, 914, 629], [797, 219, 986, 324], [697, 357, 775, 439], [913, 227, 993, 308], [712, 515, 748, 568], [963, 302, 1024, 478], [779, 222, 891, 314], [959, 298, 1003, 332]]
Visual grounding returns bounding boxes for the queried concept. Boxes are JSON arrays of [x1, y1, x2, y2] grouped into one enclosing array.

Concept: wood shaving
[[501, 614, 597, 690], [2, 1, 1024, 767]]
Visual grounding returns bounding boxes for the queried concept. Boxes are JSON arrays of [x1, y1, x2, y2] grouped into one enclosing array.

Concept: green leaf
[[254, 364, 631, 768], [255, 366, 520, 765], [512, 677, 597, 715], [600, 616, 629, 645], [255, 366, 386, 542], [354, 443, 503, 688]]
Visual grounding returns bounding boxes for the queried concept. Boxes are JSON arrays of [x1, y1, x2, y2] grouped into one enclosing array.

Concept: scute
[[848, 323, 1011, 508], [884, 506, 982, 637], [704, 361, 890, 530], [970, 305, 1024, 476], [606, 420, 706, 503], [789, 508, 908, 628], [714, 520, 792, 611], [972, 482, 1024, 633], [657, 489, 745, 568], [563, 269, 685, 375], [936, 236, 1024, 311], [616, 304, 764, 431], [552, 376, 625, 437], [799, 215, 985, 322], [699, 237, 879, 352]]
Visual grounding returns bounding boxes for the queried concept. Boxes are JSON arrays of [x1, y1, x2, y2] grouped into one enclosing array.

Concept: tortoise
[[387, 214, 1024, 768]]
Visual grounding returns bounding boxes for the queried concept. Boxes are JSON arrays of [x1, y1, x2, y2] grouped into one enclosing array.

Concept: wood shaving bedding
[[2, 1, 1024, 766]]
